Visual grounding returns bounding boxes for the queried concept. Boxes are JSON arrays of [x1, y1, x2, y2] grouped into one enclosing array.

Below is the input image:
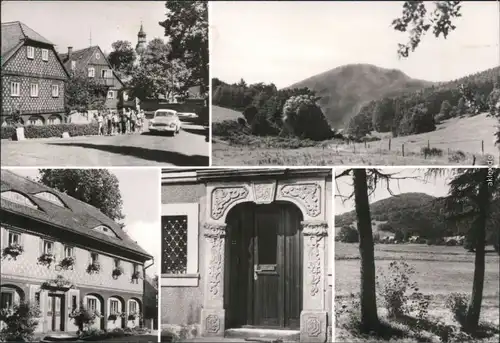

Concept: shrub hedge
[[1, 123, 99, 140]]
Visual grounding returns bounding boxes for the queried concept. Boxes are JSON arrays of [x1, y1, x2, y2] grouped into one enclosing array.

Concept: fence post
[[481, 140, 484, 155], [388, 138, 391, 151], [364, 141, 367, 149], [472, 155, 476, 165], [402, 144, 405, 157], [353, 143, 356, 154], [427, 140, 430, 149]]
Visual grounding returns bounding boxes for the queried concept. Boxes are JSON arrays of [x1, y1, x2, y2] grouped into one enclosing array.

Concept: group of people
[[96, 108, 146, 136]]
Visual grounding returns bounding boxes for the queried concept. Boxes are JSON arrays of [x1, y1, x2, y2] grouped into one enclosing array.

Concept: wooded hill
[[335, 192, 499, 239]]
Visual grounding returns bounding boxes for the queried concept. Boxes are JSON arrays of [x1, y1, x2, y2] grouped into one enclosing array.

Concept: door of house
[[47, 294, 64, 332], [226, 202, 302, 329]]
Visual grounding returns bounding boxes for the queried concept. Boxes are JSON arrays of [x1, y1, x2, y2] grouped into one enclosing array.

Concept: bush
[[376, 260, 430, 319], [243, 105, 258, 124], [421, 146, 443, 157], [445, 293, 468, 327], [1, 126, 16, 140], [337, 226, 359, 243], [335, 293, 361, 330], [0, 301, 41, 342], [449, 150, 466, 163], [79, 328, 106, 341], [69, 301, 101, 332]]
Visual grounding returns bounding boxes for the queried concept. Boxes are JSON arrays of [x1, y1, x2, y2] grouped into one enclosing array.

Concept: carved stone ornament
[[302, 221, 328, 297], [280, 184, 321, 217], [252, 182, 276, 204], [306, 316, 322, 337], [211, 187, 249, 220], [205, 314, 220, 333], [204, 223, 226, 297]]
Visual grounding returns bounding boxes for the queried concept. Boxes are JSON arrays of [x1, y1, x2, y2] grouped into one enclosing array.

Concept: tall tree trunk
[[465, 169, 490, 332], [353, 169, 379, 332]]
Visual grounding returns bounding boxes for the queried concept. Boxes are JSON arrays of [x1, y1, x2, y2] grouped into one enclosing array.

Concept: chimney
[[67, 46, 73, 59]]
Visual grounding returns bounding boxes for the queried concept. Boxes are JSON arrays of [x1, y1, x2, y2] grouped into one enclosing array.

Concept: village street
[[1, 124, 209, 166]]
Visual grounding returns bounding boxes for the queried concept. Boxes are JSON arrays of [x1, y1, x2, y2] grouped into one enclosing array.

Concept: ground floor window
[[28, 116, 44, 126], [47, 115, 61, 125], [0, 291, 14, 309], [129, 300, 137, 313], [87, 298, 97, 311], [110, 299, 120, 313]]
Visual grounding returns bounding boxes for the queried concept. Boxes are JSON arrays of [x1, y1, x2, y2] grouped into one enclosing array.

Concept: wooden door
[[47, 294, 64, 331], [226, 202, 302, 329]]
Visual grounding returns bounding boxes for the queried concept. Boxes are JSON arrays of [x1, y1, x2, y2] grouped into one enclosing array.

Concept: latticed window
[[162, 215, 188, 274]]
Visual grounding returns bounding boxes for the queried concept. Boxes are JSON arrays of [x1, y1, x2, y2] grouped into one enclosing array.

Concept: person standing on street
[[106, 110, 112, 136], [97, 112, 103, 136]]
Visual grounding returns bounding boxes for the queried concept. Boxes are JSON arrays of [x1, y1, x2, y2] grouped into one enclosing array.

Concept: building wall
[[1, 75, 65, 117], [0, 226, 143, 294], [161, 184, 206, 326]]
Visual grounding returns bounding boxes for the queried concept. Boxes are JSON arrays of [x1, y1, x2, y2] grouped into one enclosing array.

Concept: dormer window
[[42, 49, 49, 61], [71, 61, 76, 70], [1, 191, 39, 209], [33, 192, 66, 207], [27, 46, 34, 59], [92, 225, 119, 238], [88, 67, 95, 78]]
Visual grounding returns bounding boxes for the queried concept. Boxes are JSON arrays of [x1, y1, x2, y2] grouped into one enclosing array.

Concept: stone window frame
[[64, 245, 74, 258], [10, 81, 20, 97], [0, 288, 16, 309], [128, 299, 138, 314], [107, 90, 114, 99], [101, 69, 111, 78], [88, 67, 95, 78], [161, 203, 200, 287], [41, 49, 49, 62], [26, 46, 35, 59], [51, 84, 59, 98], [1, 227, 24, 249], [109, 297, 121, 314]]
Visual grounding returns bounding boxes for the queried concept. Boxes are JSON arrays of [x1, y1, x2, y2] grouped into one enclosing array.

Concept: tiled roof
[[1, 21, 53, 57], [59, 46, 97, 72], [0, 170, 152, 260]]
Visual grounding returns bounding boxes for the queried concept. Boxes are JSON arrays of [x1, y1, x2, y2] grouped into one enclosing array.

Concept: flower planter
[[38, 253, 56, 267], [58, 256, 76, 270], [112, 267, 124, 279], [2, 244, 24, 260], [86, 262, 101, 274]]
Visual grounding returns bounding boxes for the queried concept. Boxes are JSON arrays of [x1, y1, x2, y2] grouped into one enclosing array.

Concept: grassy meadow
[[335, 243, 500, 342], [211, 106, 498, 166]]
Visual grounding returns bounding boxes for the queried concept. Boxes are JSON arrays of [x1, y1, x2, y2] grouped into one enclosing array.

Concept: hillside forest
[[335, 192, 500, 252], [212, 65, 500, 142]]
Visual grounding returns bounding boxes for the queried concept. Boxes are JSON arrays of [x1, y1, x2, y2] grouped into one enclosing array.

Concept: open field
[[212, 106, 498, 166], [335, 243, 500, 342]]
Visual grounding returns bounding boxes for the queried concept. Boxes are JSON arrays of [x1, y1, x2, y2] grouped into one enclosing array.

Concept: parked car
[[149, 109, 181, 135]]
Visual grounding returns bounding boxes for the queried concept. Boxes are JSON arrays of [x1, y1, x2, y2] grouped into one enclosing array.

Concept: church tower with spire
[[136, 23, 147, 56]]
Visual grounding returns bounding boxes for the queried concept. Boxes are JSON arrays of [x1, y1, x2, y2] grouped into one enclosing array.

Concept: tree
[[128, 39, 191, 100], [282, 94, 332, 140], [439, 100, 452, 119], [338, 225, 359, 243], [336, 169, 420, 333], [456, 97, 466, 116], [108, 40, 137, 81], [426, 168, 500, 332], [159, 1, 208, 93], [372, 98, 395, 132], [65, 70, 108, 113], [38, 169, 125, 223], [392, 1, 462, 58]]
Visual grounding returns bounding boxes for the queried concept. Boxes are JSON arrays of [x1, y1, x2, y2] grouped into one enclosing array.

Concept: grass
[[335, 243, 500, 342], [211, 106, 498, 166]]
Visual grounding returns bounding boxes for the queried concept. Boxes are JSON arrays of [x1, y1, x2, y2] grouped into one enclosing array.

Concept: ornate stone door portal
[[200, 173, 329, 343]]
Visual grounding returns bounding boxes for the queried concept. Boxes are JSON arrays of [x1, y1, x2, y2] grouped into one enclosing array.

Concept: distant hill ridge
[[288, 63, 434, 128]]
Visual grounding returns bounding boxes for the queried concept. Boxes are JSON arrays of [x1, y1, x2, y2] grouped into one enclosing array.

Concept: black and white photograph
[[0, 168, 160, 342], [211, 1, 500, 166], [334, 167, 499, 342], [1, 1, 209, 167], [159, 168, 332, 342]]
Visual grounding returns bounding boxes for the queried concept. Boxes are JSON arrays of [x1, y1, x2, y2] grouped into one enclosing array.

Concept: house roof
[[59, 45, 125, 87], [1, 170, 152, 260], [1, 21, 54, 66]]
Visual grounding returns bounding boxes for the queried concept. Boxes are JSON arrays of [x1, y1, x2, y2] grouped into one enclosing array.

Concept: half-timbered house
[[1, 21, 69, 126], [0, 170, 153, 334], [160, 168, 333, 342], [59, 46, 125, 116]]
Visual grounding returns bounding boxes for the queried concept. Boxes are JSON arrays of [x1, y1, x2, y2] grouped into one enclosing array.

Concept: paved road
[[1, 125, 209, 166]]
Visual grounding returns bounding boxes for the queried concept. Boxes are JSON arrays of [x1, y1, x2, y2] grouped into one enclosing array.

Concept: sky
[[335, 168, 454, 216], [1, 1, 167, 54], [211, 1, 500, 88], [5, 168, 161, 277]]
